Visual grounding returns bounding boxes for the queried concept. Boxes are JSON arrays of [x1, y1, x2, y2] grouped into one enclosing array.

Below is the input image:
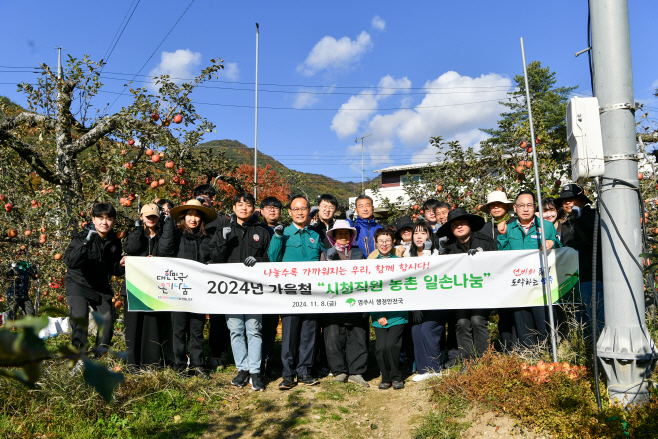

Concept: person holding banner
[[438, 208, 496, 367], [478, 191, 518, 351], [122, 203, 170, 370], [370, 228, 408, 390], [497, 191, 562, 348], [159, 199, 217, 378], [64, 203, 123, 354], [319, 220, 370, 387], [268, 195, 324, 389], [409, 222, 445, 382], [209, 191, 270, 391]]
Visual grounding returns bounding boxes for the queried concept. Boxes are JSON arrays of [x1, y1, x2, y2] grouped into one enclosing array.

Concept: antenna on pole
[[355, 134, 372, 194], [254, 23, 260, 200]]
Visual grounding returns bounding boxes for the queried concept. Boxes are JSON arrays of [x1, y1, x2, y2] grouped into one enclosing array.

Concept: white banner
[[125, 248, 580, 314]]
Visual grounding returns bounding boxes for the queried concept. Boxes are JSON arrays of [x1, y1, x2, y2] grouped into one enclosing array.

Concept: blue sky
[[2, 1, 657, 183]]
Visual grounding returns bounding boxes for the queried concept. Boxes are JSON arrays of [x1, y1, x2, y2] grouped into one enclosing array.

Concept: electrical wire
[[99, 0, 142, 72], [106, 0, 196, 111], [591, 178, 603, 411]]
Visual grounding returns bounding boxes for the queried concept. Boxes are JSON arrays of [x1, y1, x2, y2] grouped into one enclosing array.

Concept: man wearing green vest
[[497, 190, 562, 348], [268, 195, 325, 389]]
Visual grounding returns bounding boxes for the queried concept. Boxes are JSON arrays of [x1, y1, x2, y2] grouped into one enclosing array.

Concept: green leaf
[[82, 358, 124, 403], [40, 306, 69, 317]]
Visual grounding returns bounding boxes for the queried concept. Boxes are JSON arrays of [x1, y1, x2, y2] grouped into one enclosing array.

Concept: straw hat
[[479, 191, 514, 213], [169, 199, 218, 223]]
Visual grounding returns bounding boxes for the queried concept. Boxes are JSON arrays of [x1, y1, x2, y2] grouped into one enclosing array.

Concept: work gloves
[[222, 227, 232, 240], [134, 219, 142, 227], [571, 206, 582, 218], [412, 311, 424, 325], [86, 230, 98, 242], [422, 240, 433, 256], [244, 256, 257, 267], [274, 225, 284, 236], [467, 248, 479, 256]]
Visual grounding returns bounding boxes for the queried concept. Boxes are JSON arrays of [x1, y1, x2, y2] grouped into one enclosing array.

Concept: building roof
[[373, 161, 438, 173]]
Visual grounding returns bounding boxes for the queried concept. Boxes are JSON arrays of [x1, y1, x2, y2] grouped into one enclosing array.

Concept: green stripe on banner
[[527, 271, 580, 306], [126, 280, 174, 311]]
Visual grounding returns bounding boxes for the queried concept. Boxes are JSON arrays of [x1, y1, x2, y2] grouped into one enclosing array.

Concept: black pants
[[208, 314, 231, 359], [124, 309, 170, 367], [172, 312, 205, 368], [323, 322, 369, 376], [453, 309, 490, 360], [7, 296, 35, 320], [314, 316, 329, 371], [375, 325, 404, 383], [67, 295, 113, 351], [280, 314, 317, 378], [497, 308, 518, 351], [514, 306, 553, 348], [261, 314, 279, 370]]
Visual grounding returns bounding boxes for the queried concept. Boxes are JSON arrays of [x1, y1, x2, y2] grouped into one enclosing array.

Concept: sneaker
[[298, 375, 319, 386], [392, 381, 405, 390], [191, 367, 210, 379], [231, 370, 250, 387], [412, 372, 444, 382], [348, 374, 370, 387], [378, 381, 392, 390], [278, 376, 296, 390], [250, 373, 265, 391], [209, 356, 224, 372], [317, 366, 331, 378], [333, 373, 348, 383]]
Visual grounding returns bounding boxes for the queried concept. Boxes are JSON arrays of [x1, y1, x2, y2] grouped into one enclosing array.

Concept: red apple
[[54, 253, 62, 260], [115, 231, 125, 239], [0, 195, 6, 202], [516, 166, 525, 174], [145, 149, 154, 156], [145, 177, 152, 184], [5, 203, 13, 212], [519, 141, 527, 149], [535, 138, 540, 144], [115, 300, 123, 308], [7, 229, 17, 238], [128, 193, 136, 201], [436, 185, 443, 192], [165, 160, 175, 169], [124, 200, 132, 207], [151, 154, 161, 163], [151, 113, 159, 121], [151, 181, 159, 189], [158, 178, 166, 185], [179, 178, 187, 186], [554, 180, 561, 186], [128, 139, 135, 146], [172, 176, 180, 184], [106, 185, 115, 193], [101, 166, 107, 173], [125, 163, 133, 170], [177, 168, 185, 175], [526, 160, 533, 168], [121, 149, 127, 155], [526, 146, 533, 153], [57, 295, 64, 302], [169, 190, 177, 197], [638, 173, 644, 180], [173, 114, 183, 124]]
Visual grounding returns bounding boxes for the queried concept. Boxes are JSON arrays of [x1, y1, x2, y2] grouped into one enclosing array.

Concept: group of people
[[56, 181, 602, 392]]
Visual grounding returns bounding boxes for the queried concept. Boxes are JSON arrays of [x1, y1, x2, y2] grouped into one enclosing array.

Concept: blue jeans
[[579, 281, 605, 337], [226, 314, 262, 374]]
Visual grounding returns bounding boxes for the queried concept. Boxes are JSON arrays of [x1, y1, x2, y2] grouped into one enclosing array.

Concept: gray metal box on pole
[[589, 0, 657, 406]]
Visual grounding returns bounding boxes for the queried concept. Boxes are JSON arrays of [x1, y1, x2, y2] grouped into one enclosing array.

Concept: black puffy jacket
[[442, 231, 498, 254], [64, 229, 124, 299], [158, 217, 212, 263], [560, 205, 602, 283], [124, 223, 163, 257], [209, 215, 271, 263]]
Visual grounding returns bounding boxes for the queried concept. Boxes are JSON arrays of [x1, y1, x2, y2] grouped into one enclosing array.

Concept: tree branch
[[0, 112, 57, 132], [0, 132, 60, 185], [638, 132, 658, 143]]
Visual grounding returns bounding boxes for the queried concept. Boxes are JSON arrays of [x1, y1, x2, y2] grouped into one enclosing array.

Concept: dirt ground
[[198, 370, 551, 439]]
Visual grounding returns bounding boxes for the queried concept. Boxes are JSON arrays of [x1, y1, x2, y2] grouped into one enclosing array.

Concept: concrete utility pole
[[355, 134, 371, 194], [590, 0, 657, 405], [254, 23, 260, 200], [56, 47, 63, 79]]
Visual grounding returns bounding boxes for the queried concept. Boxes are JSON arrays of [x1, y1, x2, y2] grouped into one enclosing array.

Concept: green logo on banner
[[346, 298, 356, 307]]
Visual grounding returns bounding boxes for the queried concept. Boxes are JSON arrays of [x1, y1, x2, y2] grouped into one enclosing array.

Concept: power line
[[100, 0, 142, 72], [106, 0, 196, 111]]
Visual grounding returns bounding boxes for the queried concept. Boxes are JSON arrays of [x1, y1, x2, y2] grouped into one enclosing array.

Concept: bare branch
[[638, 132, 658, 143], [0, 112, 57, 132], [0, 132, 59, 184]]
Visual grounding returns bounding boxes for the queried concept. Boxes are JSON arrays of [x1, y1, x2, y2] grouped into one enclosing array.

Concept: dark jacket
[[64, 229, 124, 299], [124, 223, 163, 257], [479, 217, 517, 241], [560, 205, 602, 283], [443, 231, 498, 254], [6, 261, 36, 297], [349, 216, 382, 258], [205, 211, 230, 231], [321, 247, 364, 261], [310, 219, 334, 249], [158, 217, 212, 263], [209, 215, 271, 263]]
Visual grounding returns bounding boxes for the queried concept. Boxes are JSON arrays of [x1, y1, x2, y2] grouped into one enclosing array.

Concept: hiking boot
[[392, 381, 405, 390], [209, 356, 224, 372], [348, 374, 370, 387], [378, 381, 392, 390], [278, 376, 296, 390], [231, 370, 250, 387], [333, 373, 348, 383], [298, 375, 319, 386], [317, 366, 331, 378], [444, 357, 459, 369], [250, 373, 265, 391]]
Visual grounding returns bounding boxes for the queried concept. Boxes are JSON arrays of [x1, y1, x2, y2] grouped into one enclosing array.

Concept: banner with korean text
[[125, 248, 579, 314]]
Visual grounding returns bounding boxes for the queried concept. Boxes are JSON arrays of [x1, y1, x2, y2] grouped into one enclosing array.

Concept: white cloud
[[334, 71, 512, 170], [297, 31, 373, 76], [331, 75, 411, 138], [220, 62, 240, 81], [293, 91, 320, 109], [148, 49, 202, 91], [651, 79, 658, 89], [371, 16, 386, 31]]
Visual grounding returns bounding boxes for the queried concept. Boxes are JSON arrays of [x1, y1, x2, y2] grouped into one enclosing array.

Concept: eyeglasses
[[263, 206, 280, 211], [321, 206, 336, 211], [515, 203, 535, 210], [290, 207, 309, 213], [377, 239, 393, 245]]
